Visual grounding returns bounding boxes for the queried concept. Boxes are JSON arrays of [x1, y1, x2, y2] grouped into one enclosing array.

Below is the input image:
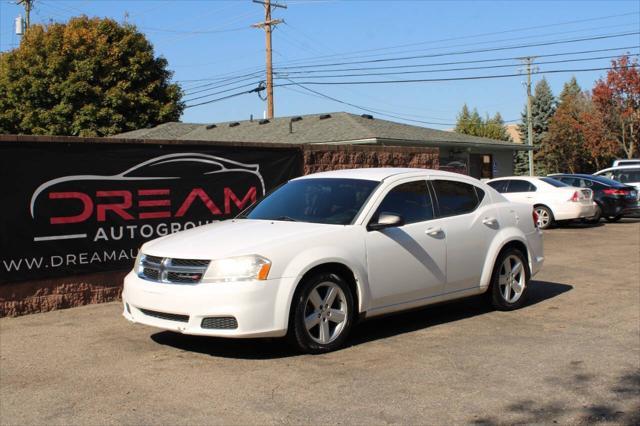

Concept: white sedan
[[123, 168, 544, 353], [487, 176, 596, 229]]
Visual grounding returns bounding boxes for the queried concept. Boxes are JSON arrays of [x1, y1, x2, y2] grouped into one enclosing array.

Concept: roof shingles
[[115, 112, 518, 148]]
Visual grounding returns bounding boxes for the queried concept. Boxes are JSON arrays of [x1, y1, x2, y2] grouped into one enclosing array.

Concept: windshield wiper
[[272, 216, 298, 222]]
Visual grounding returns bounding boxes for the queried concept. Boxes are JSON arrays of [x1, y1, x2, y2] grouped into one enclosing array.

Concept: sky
[[0, 0, 639, 130]]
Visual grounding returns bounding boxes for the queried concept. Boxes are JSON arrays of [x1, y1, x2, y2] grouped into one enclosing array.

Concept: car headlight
[[203, 255, 271, 282]]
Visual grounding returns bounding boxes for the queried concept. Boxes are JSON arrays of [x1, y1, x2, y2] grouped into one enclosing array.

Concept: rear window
[[432, 180, 480, 217], [539, 177, 568, 187]]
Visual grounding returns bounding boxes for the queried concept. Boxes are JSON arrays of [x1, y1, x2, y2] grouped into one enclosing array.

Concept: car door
[[364, 179, 446, 310], [431, 178, 499, 293]]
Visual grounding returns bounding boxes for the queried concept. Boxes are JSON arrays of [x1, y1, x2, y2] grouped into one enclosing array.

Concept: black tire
[[287, 272, 356, 354], [584, 203, 602, 224], [534, 205, 554, 229], [487, 248, 530, 311], [605, 215, 622, 223]]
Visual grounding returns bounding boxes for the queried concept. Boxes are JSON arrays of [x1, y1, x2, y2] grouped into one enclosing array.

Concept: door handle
[[482, 217, 497, 226], [425, 227, 443, 236]]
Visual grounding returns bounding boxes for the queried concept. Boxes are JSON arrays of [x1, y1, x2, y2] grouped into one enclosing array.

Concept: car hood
[[141, 219, 341, 260]]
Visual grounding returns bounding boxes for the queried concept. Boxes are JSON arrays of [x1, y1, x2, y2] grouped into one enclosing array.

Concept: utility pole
[[521, 56, 537, 176], [17, 0, 33, 30], [252, 0, 286, 119]]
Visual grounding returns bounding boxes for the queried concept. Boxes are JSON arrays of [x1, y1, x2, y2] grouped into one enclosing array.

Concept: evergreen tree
[[516, 78, 556, 175], [454, 106, 510, 141], [541, 78, 589, 173], [454, 104, 471, 134]]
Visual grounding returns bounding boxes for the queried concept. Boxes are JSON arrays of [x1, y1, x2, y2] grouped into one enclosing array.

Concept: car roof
[[596, 165, 640, 173], [552, 173, 627, 187], [295, 167, 474, 182]]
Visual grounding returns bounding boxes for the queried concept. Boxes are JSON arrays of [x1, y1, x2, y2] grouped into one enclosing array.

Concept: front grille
[[201, 317, 238, 329], [139, 308, 189, 323], [144, 255, 163, 264], [171, 258, 210, 267], [137, 254, 210, 284]]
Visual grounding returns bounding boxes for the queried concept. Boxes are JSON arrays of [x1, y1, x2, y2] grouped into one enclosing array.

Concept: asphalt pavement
[[1, 219, 639, 425]]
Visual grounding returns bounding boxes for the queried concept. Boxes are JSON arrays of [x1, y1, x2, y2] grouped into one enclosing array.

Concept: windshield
[[539, 177, 568, 187], [611, 169, 640, 183], [242, 178, 379, 225]]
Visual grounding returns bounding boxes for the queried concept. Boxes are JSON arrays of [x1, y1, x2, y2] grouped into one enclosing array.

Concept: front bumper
[[122, 271, 292, 338], [553, 202, 597, 221]]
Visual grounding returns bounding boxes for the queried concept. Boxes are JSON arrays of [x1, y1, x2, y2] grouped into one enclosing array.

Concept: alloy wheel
[[303, 282, 348, 344], [498, 255, 526, 303], [535, 207, 550, 228]]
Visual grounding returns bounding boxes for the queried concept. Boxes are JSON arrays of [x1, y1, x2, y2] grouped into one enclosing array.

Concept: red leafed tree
[[579, 105, 618, 170], [592, 55, 640, 159]]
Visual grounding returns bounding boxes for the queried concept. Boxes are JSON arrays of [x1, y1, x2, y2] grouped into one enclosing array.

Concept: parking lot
[[1, 219, 639, 425]]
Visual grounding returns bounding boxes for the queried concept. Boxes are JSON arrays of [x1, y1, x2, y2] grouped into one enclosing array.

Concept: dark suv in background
[[551, 174, 640, 222]]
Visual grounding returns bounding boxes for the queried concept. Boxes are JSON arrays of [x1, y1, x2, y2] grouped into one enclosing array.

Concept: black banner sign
[[0, 142, 302, 283]]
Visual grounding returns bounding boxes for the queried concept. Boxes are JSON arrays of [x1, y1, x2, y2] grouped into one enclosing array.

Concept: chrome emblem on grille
[[138, 255, 209, 284]]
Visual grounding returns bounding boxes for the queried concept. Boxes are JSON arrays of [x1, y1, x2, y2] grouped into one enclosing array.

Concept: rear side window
[[579, 179, 605, 190], [487, 180, 508, 193], [432, 180, 480, 217], [373, 180, 434, 224], [506, 179, 536, 192]]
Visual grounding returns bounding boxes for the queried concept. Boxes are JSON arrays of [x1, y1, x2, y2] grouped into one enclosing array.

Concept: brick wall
[[303, 144, 439, 174]]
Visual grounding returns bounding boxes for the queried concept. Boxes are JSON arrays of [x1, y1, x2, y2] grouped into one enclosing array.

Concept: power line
[[185, 89, 261, 109], [276, 31, 640, 69], [271, 66, 631, 87], [269, 12, 639, 67], [276, 46, 639, 74], [183, 65, 632, 109], [274, 53, 638, 80], [281, 81, 457, 126], [183, 82, 262, 103]]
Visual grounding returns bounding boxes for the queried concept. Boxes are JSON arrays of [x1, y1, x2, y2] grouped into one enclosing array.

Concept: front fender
[[275, 245, 370, 327]]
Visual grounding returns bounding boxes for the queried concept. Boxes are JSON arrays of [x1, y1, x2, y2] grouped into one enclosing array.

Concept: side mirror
[[367, 212, 405, 231]]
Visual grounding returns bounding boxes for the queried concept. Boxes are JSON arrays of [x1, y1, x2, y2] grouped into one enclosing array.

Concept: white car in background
[[612, 159, 640, 167], [594, 165, 640, 192], [123, 168, 544, 353], [486, 176, 596, 229]]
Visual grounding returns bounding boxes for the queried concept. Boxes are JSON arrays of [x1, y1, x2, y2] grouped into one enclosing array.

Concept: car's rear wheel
[[288, 272, 355, 354], [605, 215, 622, 222], [488, 248, 530, 311], [534, 205, 554, 229], [584, 203, 602, 224]]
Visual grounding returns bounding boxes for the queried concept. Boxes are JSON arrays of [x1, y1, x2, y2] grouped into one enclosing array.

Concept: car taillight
[[532, 209, 539, 228], [603, 188, 628, 196], [569, 191, 579, 202]]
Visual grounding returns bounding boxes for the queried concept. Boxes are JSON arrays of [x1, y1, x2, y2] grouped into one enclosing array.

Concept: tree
[[540, 78, 589, 174], [517, 78, 556, 175], [591, 55, 640, 159], [454, 106, 511, 141], [0, 16, 183, 136]]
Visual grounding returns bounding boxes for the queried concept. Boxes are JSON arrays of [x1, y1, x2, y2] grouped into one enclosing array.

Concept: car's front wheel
[[605, 215, 622, 222], [288, 272, 355, 354], [488, 248, 530, 311]]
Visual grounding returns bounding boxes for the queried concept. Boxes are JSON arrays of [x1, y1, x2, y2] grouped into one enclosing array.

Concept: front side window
[[372, 180, 434, 225], [243, 178, 379, 225], [539, 177, 568, 187], [432, 180, 480, 217]]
